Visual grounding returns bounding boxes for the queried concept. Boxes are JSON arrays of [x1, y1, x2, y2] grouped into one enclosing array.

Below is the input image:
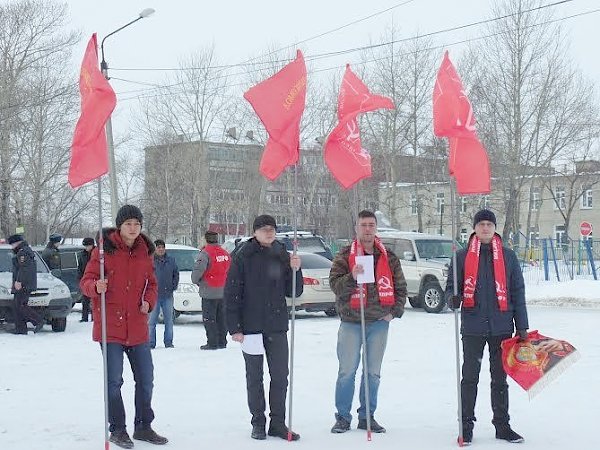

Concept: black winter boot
[[132, 427, 168, 445], [495, 425, 524, 443], [331, 414, 350, 433], [268, 422, 300, 441], [109, 430, 134, 449], [357, 417, 386, 433], [251, 423, 266, 440]]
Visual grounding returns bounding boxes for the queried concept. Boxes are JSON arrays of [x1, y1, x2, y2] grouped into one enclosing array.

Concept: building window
[[460, 228, 468, 243], [410, 194, 418, 216], [554, 224, 566, 244], [436, 193, 445, 214], [480, 195, 489, 209], [554, 187, 566, 210], [528, 226, 539, 246], [530, 189, 541, 211], [460, 197, 467, 214], [581, 186, 593, 209]]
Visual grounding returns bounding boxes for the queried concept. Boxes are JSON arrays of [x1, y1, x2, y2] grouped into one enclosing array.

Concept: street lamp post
[[100, 8, 155, 222]]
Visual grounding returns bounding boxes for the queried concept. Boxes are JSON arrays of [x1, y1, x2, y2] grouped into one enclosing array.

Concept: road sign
[[580, 221, 593, 236]]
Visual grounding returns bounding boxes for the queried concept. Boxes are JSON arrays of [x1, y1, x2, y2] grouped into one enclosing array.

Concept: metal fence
[[513, 238, 598, 284]]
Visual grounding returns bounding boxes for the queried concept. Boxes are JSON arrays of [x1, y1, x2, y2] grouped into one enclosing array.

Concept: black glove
[[516, 329, 528, 342], [449, 295, 461, 310]]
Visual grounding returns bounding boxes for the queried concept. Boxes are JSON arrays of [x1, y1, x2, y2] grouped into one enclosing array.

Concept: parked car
[[33, 244, 83, 306], [0, 244, 72, 332], [165, 244, 202, 318], [287, 252, 336, 316], [378, 231, 458, 313], [223, 231, 334, 261]]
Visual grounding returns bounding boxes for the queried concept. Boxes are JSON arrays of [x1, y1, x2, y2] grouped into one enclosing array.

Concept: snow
[[1, 281, 599, 450]]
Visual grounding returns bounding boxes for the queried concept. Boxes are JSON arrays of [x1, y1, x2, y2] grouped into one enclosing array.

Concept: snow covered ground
[[1, 281, 599, 450]]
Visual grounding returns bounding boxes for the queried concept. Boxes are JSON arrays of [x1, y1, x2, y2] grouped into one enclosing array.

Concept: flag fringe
[[527, 350, 581, 399]]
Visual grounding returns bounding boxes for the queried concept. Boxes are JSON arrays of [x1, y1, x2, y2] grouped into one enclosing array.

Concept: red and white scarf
[[463, 234, 508, 311], [348, 237, 395, 310]]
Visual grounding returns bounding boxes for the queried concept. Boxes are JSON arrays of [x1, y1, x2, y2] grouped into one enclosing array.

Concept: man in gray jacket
[[191, 231, 231, 350]]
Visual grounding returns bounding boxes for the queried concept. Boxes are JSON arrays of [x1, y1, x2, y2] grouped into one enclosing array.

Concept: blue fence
[[514, 238, 599, 283]]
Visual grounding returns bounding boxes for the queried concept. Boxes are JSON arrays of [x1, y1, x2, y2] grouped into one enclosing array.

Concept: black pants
[[201, 298, 227, 347], [242, 332, 289, 426], [461, 334, 511, 430], [81, 296, 92, 321], [13, 290, 43, 333]]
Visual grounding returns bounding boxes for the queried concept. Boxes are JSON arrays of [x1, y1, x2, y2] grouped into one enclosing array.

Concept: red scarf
[[348, 237, 395, 310], [463, 234, 508, 311]]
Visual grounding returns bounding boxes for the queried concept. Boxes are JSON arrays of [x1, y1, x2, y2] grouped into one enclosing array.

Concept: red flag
[[502, 330, 580, 399], [324, 65, 394, 189], [68, 34, 116, 188], [433, 51, 490, 195], [244, 50, 307, 180]]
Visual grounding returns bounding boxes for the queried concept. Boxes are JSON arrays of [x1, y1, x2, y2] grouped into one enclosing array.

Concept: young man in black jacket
[[77, 237, 96, 322], [446, 209, 529, 445], [224, 215, 303, 441]]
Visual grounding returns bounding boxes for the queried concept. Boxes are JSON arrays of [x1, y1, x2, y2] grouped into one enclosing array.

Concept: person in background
[[78, 237, 95, 322], [191, 230, 231, 350], [7, 234, 44, 335], [41, 233, 62, 270], [148, 239, 179, 349]]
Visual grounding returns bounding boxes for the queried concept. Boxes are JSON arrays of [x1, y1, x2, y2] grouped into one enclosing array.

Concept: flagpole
[[450, 178, 464, 447], [287, 163, 299, 441], [97, 178, 110, 450], [353, 187, 372, 441]]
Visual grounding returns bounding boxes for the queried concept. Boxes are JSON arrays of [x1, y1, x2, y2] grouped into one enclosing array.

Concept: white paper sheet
[[241, 334, 265, 355], [355, 255, 375, 284]]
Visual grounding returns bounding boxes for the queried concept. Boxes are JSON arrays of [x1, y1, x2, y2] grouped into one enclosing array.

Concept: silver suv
[[379, 231, 456, 313]]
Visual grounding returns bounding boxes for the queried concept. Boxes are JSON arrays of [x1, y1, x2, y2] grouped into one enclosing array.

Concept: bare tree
[[464, 0, 599, 240]]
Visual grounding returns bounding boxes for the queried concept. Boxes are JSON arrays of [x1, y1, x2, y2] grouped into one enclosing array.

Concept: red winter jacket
[[80, 228, 158, 346]]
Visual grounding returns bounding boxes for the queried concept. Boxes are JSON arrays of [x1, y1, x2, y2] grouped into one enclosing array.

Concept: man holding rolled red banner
[[445, 209, 529, 445]]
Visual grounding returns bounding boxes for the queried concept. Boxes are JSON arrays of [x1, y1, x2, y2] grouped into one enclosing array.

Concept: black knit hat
[[82, 237, 95, 246], [7, 234, 24, 245], [205, 231, 218, 244], [473, 209, 496, 228], [116, 204, 143, 228], [253, 214, 277, 232]]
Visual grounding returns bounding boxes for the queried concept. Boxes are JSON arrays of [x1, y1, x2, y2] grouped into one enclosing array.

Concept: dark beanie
[[116, 204, 143, 228], [473, 209, 496, 228], [253, 214, 277, 232], [7, 234, 24, 245], [82, 237, 95, 246], [49, 233, 62, 243], [205, 231, 218, 244]]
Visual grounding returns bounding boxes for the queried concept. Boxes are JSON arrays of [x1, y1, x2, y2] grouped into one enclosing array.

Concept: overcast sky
[[63, 0, 600, 136]]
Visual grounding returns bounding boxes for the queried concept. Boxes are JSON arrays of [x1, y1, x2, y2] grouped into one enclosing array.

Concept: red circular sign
[[580, 221, 593, 236]]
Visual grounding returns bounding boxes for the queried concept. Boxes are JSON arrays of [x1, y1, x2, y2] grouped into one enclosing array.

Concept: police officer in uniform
[[8, 234, 44, 334], [41, 233, 62, 270]]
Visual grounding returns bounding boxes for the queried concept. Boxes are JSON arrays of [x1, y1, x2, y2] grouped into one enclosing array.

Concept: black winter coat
[[12, 241, 37, 293], [445, 237, 528, 336], [224, 238, 303, 335]]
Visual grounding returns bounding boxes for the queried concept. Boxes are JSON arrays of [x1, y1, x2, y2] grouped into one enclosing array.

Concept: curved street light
[[100, 8, 155, 222]]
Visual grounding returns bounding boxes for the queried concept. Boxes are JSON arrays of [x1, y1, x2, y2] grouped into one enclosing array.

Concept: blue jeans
[[334, 319, 390, 422], [102, 342, 155, 432], [148, 296, 174, 347]]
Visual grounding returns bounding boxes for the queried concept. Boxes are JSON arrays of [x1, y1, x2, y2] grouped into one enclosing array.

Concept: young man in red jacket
[[80, 205, 168, 448]]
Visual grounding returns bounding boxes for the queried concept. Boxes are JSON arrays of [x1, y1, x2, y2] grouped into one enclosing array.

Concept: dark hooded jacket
[[445, 233, 528, 336], [12, 241, 37, 293], [80, 228, 157, 346], [224, 238, 303, 335]]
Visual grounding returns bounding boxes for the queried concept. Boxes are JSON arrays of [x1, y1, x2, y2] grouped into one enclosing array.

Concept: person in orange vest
[[191, 230, 231, 350]]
